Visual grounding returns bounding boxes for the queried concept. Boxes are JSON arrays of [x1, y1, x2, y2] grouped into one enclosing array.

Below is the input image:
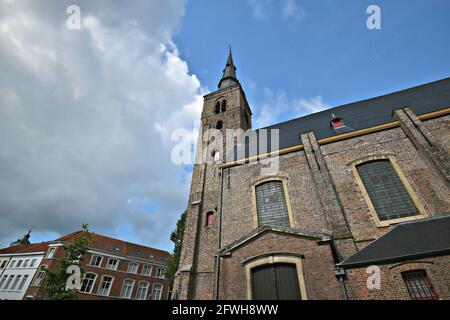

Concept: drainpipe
[[214, 167, 224, 300], [334, 266, 349, 300], [328, 240, 349, 300]]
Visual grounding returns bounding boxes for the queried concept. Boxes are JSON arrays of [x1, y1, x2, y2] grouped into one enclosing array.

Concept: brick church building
[[173, 51, 450, 300]]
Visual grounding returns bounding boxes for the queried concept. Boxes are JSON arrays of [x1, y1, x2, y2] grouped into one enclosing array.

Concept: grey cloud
[[0, 0, 202, 251]]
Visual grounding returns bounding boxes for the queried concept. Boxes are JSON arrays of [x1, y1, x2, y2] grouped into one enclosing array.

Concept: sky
[[0, 0, 449, 252]]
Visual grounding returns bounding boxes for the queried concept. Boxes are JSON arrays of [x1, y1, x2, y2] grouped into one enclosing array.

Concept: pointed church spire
[[218, 46, 239, 89]]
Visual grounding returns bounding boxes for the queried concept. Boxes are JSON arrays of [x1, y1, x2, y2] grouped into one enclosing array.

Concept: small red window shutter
[[331, 118, 345, 128], [207, 213, 215, 227]]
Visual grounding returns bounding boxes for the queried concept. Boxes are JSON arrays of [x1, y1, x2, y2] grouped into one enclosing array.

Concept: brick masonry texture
[[219, 231, 343, 300], [174, 82, 450, 300], [24, 233, 170, 300], [345, 256, 450, 300]]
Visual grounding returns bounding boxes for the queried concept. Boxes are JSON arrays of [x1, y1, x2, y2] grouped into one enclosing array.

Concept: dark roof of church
[[339, 215, 450, 268], [227, 77, 450, 162]]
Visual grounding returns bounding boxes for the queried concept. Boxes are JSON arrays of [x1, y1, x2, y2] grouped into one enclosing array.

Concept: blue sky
[[0, 0, 449, 253], [175, 0, 450, 126]]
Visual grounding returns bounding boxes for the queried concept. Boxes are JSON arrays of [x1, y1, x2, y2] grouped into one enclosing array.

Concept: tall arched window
[[255, 181, 290, 227], [353, 157, 425, 225], [215, 102, 221, 114], [216, 120, 223, 130], [221, 100, 227, 112]]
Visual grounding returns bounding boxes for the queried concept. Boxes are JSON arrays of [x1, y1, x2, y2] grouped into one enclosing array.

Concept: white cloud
[[0, 0, 203, 250], [254, 88, 290, 127], [247, 0, 305, 21], [282, 0, 305, 21], [247, 0, 271, 20], [254, 88, 329, 128], [294, 95, 329, 114]]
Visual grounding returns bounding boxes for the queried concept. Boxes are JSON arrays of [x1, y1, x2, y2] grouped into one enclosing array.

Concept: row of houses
[[0, 230, 171, 300]]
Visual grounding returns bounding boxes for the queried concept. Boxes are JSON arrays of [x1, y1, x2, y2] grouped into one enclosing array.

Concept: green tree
[[166, 211, 186, 291], [43, 224, 93, 300]]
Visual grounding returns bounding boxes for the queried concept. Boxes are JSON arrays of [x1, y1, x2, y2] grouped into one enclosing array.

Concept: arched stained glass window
[[356, 160, 419, 221], [255, 181, 290, 227]]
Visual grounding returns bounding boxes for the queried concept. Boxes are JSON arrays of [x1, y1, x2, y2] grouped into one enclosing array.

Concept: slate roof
[[227, 77, 450, 162], [218, 51, 239, 90], [339, 215, 450, 268]]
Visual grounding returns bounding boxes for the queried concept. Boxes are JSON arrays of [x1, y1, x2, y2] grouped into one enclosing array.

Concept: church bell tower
[[173, 49, 252, 300]]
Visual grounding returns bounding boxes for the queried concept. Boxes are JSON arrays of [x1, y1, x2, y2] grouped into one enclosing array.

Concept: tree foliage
[[43, 224, 93, 300], [166, 211, 186, 290]]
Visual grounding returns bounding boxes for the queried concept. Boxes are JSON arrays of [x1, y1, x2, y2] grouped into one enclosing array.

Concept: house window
[[136, 282, 149, 300], [206, 212, 215, 227], [0, 260, 7, 268], [98, 276, 114, 296], [17, 275, 29, 291], [33, 266, 47, 286], [107, 258, 119, 270], [255, 181, 290, 227], [142, 265, 152, 276], [156, 268, 165, 279], [80, 273, 96, 293], [215, 102, 221, 114], [23, 260, 29, 268], [46, 247, 56, 259], [16, 260, 23, 268], [112, 246, 122, 251], [120, 279, 135, 299], [356, 159, 419, 222], [89, 255, 103, 267], [216, 120, 223, 130], [127, 262, 139, 274], [221, 100, 227, 112], [402, 270, 438, 300], [10, 275, 22, 291], [30, 259, 37, 267], [9, 260, 16, 268], [3, 275, 15, 290], [0, 275, 7, 288], [150, 283, 163, 300]]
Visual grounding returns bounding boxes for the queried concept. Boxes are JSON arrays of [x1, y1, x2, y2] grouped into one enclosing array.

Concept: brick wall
[[344, 256, 450, 300], [219, 231, 343, 300], [25, 244, 170, 300], [175, 81, 450, 300]]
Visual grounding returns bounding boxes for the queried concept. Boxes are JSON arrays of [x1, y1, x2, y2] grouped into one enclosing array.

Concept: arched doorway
[[244, 254, 307, 300], [251, 263, 301, 300]]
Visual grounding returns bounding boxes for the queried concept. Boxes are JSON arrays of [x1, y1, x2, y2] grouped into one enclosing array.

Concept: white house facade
[[0, 251, 45, 300]]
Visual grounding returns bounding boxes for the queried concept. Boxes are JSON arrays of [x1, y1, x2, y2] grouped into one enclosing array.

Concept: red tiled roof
[[0, 231, 169, 260], [0, 242, 49, 255], [56, 231, 170, 259]]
